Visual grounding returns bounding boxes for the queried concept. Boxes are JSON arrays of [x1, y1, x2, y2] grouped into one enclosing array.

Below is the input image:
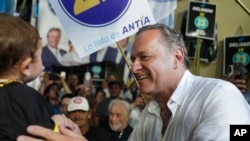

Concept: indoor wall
[[175, 0, 250, 79]]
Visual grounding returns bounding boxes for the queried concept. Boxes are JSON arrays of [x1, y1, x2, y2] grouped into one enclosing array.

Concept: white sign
[[49, 0, 156, 58]]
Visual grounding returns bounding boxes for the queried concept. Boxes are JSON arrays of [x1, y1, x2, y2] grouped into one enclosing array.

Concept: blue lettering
[[128, 24, 135, 31], [122, 16, 151, 34], [134, 20, 140, 27], [123, 27, 129, 34], [111, 32, 119, 39], [84, 44, 93, 52], [144, 16, 150, 24], [94, 36, 109, 47]]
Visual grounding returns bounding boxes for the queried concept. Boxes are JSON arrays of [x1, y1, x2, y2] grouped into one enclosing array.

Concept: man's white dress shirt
[[128, 70, 250, 141]]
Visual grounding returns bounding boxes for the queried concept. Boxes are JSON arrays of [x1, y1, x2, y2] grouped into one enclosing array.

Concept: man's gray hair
[[47, 27, 61, 37], [109, 99, 131, 116]]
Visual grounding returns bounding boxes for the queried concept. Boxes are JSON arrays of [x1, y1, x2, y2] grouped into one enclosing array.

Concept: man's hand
[[228, 72, 247, 93], [51, 114, 81, 135], [17, 125, 87, 141]]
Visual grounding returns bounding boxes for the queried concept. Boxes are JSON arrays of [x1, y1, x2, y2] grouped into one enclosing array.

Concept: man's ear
[[20, 57, 32, 77], [173, 48, 184, 69]]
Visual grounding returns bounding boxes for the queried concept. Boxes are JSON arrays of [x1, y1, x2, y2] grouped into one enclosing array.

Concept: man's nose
[[131, 59, 142, 73]]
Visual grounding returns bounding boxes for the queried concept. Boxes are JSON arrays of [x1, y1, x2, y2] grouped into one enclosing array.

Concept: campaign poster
[[186, 1, 216, 40], [223, 35, 250, 76]]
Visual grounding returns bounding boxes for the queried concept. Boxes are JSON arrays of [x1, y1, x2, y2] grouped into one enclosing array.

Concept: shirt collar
[[147, 70, 195, 117], [169, 70, 193, 105], [167, 70, 194, 116], [47, 45, 58, 54]]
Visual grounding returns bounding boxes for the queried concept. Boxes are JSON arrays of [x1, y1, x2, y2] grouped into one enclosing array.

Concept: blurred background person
[[106, 99, 133, 141], [42, 27, 67, 71], [67, 96, 108, 141], [96, 80, 124, 129], [129, 94, 152, 128], [228, 72, 250, 105], [44, 83, 61, 114], [75, 86, 94, 112], [39, 72, 72, 100], [91, 89, 106, 127], [66, 73, 81, 94], [101, 72, 117, 98], [60, 94, 75, 116]]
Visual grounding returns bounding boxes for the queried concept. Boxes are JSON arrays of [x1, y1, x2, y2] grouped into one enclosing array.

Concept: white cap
[[67, 96, 89, 112]]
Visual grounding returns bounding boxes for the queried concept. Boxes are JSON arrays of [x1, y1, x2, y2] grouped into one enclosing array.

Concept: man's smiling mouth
[[137, 74, 149, 80]]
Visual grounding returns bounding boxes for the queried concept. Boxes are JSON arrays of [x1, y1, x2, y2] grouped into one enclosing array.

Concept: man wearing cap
[[67, 96, 109, 141]]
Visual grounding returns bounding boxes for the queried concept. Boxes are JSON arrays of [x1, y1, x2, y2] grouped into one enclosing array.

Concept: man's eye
[[131, 58, 135, 63], [141, 56, 149, 60]]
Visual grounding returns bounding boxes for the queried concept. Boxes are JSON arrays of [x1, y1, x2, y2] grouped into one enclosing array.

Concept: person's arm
[[38, 72, 51, 96], [17, 125, 87, 141], [56, 73, 73, 94]]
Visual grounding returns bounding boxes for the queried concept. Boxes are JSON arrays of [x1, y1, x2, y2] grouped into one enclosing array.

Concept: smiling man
[[108, 99, 133, 141], [128, 24, 250, 141]]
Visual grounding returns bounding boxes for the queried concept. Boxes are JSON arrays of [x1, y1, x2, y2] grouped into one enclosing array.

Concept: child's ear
[[20, 57, 32, 77]]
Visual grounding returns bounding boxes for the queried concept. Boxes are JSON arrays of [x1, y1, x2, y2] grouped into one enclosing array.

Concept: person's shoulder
[[97, 98, 108, 107], [126, 124, 133, 132], [106, 46, 118, 52], [19, 83, 41, 96], [97, 128, 112, 141], [42, 45, 49, 52], [209, 77, 237, 89], [194, 75, 236, 89], [4, 82, 42, 102], [42, 45, 48, 49], [103, 97, 112, 103], [8, 82, 34, 91], [122, 125, 133, 139], [243, 91, 250, 105]]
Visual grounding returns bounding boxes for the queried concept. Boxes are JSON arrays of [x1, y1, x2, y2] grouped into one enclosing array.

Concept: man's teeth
[[138, 75, 148, 80]]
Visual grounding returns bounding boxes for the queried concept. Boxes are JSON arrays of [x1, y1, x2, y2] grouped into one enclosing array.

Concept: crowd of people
[[19, 69, 144, 141], [0, 13, 250, 141]]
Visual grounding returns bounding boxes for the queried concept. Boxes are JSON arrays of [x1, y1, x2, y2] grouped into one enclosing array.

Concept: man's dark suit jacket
[[42, 45, 67, 71], [89, 47, 118, 64]]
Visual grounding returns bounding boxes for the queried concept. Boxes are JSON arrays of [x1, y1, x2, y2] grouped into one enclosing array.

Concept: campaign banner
[[49, 0, 156, 58], [223, 35, 250, 76], [186, 1, 216, 40]]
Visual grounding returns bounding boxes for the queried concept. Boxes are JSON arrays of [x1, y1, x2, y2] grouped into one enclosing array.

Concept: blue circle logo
[[194, 16, 209, 30], [59, 0, 131, 27], [232, 52, 250, 66]]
